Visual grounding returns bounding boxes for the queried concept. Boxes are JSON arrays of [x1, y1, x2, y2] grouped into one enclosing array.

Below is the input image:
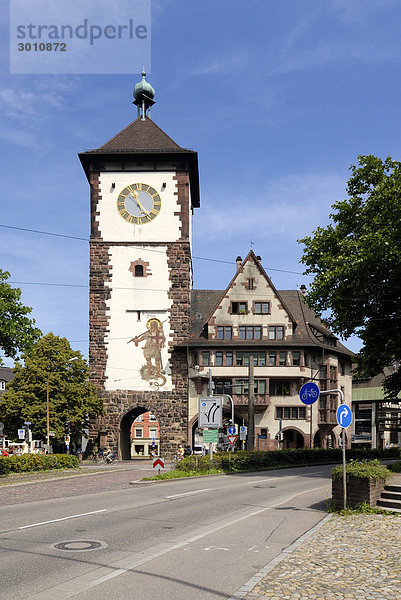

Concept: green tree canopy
[[0, 333, 103, 445], [0, 269, 41, 363], [299, 155, 401, 396]]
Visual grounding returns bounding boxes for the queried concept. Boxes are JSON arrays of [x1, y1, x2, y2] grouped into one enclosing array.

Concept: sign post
[[299, 382, 320, 448], [336, 403, 352, 509], [153, 457, 165, 475]]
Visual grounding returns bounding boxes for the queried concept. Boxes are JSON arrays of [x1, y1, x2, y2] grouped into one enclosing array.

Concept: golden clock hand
[[134, 197, 151, 218]]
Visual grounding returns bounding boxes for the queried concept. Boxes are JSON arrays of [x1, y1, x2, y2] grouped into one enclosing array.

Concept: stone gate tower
[[79, 73, 200, 458]]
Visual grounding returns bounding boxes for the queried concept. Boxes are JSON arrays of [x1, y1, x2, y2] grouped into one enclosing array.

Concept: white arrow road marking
[[18, 509, 107, 529]]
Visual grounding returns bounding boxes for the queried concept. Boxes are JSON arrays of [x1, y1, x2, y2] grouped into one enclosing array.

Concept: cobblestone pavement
[[0, 462, 156, 506], [234, 513, 401, 600]]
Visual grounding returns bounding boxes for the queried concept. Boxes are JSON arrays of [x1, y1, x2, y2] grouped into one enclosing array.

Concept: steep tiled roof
[[82, 116, 193, 153], [189, 289, 354, 357]]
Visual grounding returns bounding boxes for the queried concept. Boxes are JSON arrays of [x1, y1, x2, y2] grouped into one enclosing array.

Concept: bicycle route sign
[[198, 397, 223, 428], [299, 382, 320, 405]]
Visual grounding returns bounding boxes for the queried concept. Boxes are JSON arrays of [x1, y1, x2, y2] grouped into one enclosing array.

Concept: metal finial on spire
[[133, 70, 155, 121]]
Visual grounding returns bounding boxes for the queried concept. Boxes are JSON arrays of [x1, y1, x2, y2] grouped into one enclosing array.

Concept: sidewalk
[[230, 512, 401, 600]]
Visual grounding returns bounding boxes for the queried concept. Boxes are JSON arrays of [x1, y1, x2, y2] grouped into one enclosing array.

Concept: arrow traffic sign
[[198, 397, 223, 428], [227, 435, 237, 445], [153, 457, 165, 470], [336, 404, 352, 428]]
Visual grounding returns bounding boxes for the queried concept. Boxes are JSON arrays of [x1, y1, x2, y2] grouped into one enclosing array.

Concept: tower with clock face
[[79, 73, 200, 457]]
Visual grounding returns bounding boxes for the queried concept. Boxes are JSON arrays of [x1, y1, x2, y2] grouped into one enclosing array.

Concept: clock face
[[117, 183, 162, 225]]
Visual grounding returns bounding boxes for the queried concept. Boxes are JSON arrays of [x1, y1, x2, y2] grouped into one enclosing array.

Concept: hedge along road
[[0, 463, 332, 600]]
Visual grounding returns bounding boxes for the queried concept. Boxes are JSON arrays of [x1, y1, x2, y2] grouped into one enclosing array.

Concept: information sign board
[[198, 397, 223, 428]]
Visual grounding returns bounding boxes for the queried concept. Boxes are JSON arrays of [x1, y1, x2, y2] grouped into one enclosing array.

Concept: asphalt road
[[0, 464, 333, 600]]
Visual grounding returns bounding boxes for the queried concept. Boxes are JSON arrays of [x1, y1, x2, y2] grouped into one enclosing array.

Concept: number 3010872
[[18, 42, 67, 51]]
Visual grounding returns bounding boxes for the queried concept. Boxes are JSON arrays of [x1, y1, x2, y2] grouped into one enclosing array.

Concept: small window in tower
[[135, 265, 144, 277]]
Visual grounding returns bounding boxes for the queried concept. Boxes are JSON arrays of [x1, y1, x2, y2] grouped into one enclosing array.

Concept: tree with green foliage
[[0, 269, 41, 363], [0, 333, 103, 447], [299, 155, 401, 396]]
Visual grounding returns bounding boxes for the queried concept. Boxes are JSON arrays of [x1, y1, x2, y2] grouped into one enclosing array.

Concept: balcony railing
[[232, 394, 270, 408]]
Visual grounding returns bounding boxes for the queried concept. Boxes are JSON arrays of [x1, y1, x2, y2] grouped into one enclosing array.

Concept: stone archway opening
[[119, 407, 160, 460], [282, 428, 305, 449]]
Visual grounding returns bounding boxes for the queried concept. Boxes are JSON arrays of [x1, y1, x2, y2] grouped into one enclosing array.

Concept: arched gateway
[[80, 73, 200, 458]]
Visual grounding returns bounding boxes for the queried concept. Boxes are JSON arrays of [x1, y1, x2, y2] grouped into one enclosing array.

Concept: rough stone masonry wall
[[332, 476, 386, 508]]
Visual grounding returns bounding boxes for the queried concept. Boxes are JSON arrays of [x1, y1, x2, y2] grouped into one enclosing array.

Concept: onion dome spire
[[133, 70, 155, 121]]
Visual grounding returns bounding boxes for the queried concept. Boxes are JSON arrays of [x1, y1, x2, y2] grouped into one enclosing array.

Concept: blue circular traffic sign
[[336, 404, 352, 428], [228, 426, 236, 435], [299, 382, 319, 405]]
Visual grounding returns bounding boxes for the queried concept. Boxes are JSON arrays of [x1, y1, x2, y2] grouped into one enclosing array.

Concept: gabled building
[[186, 251, 354, 450]]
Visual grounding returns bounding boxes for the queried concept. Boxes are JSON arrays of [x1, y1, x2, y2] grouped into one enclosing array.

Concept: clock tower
[[79, 73, 200, 458]]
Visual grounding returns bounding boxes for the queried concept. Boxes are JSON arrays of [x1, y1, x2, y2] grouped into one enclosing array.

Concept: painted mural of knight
[[128, 318, 167, 387]]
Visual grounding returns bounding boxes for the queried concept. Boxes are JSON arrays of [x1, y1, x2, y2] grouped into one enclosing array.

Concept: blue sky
[[1, 0, 401, 364]]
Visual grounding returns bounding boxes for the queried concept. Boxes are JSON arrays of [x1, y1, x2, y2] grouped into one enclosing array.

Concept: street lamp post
[[46, 357, 78, 451]]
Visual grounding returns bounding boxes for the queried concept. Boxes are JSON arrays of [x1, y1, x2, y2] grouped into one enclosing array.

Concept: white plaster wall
[[98, 172, 182, 242], [104, 246, 173, 391]]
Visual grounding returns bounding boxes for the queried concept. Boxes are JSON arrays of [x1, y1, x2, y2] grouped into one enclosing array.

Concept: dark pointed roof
[[98, 116, 184, 152], [79, 116, 200, 207]]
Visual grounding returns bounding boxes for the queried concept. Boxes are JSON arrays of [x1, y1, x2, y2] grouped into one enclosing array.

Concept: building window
[[247, 278, 255, 290], [239, 326, 262, 340], [236, 352, 265, 366], [340, 362, 346, 376], [134, 264, 144, 277], [390, 430, 398, 444], [278, 351, 287, 366], [269, 351, 276, 366], [236, 351, 250, 366], [292, 351, 300, 366], [202, 351, 210, 366], [231, 301, 248, 314], [256, 352, 266, 366], [276, 406, 306, 419], [260, 428, 268, 438], [215, 352, 223, 366], [226, 351, 233, 366], [217, 326, 232, 340], [135, 428, 143, 438], [254, 302, 270, 314], [0, 380, 5, 391], [134, 414, 143, 422], [235, 379, 266, 394], [270, 380, 291, 395], [149, 413, 157, 421], [215, 380, 231, 395]]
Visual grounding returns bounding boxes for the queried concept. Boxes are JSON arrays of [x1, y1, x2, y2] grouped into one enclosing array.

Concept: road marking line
[[25, 484, 327, 599], [18, 509, 107, 529], [165, 488, 213, 499]]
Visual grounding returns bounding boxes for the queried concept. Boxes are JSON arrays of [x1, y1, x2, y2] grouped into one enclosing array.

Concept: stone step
[[384, 484, 401, 493], [377, 498, 401, 511], [381, 491, 401, 501]]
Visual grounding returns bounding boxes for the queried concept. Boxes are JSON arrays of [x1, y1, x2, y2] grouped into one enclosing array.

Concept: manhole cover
[[50, 540, 107, 552]]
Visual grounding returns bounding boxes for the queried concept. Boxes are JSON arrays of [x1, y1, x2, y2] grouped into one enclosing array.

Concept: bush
[[388, 460, 401, 473], [0, 453, 79, 475], [331, 459, 390, 481]]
